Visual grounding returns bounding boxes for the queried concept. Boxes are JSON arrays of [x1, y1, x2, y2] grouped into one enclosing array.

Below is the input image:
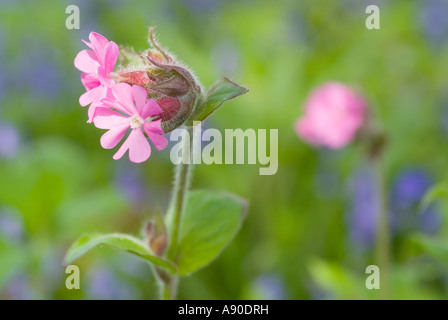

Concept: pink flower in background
[[74, 32, 118, 122], [94, 83, 168, 163], [295, 82, 367, 149]]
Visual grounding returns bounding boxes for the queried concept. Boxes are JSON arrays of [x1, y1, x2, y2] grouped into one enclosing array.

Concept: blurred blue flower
[[87, 266, 139, 300], [389, 168, 442, 234], [0, 121, 20, 158], [3, 275, 34, 300], [0, 206, 24, 243], [13, 40, 63, 100], [420, 0, 448, 45], [390, 169, 431, 210], [347, 167, 441, 249], [346, 166, 379, 250], [419, 205, 442, 235], [253, 274, 287, 300], [114, 163, 146, 204]]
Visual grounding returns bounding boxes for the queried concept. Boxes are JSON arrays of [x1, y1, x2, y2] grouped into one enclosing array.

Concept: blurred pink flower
[[295, 82, 366, 149], [94, 83, 168, 163], [74, 32, 118, 122]]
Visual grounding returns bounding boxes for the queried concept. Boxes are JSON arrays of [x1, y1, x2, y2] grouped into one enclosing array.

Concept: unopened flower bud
[[114, 27, 202, 133], [145, 212, 167, 256]]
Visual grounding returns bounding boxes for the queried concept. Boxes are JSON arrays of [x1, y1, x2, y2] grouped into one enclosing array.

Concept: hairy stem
[[157, 269, 178, 300], [159, 125, 193, 300], [167, 126, 193, 260]]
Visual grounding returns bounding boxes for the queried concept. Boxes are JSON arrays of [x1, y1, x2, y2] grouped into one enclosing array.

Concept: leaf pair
[[64, 190, 248, 276]]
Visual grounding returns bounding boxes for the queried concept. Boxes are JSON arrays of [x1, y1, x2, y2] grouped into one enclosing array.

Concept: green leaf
[[63, 233, 177, 273], [308, 259, 367, 299], [175, 190, 248, 276], [421, 183, 448, 210], [412, 234, 448, 265], [190, 77, 248, 122]]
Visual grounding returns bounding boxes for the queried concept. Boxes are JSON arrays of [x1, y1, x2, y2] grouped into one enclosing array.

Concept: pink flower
[[94, 83, 168, 163], [295, 82, 366, 149], [74, 32, 119, 122]]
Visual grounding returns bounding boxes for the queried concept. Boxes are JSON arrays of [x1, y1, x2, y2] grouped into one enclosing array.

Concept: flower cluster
[[74, 31, 198, 163], [75, 32, 118, 122]]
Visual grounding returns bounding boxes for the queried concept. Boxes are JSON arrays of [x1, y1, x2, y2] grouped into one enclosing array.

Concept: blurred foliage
[[0, 0, 448, 299]]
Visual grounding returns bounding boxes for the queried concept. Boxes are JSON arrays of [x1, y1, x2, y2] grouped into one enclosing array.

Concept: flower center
[[129, 115, 144, 129]]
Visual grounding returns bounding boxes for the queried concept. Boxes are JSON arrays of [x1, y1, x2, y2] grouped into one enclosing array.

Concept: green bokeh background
[[1, 0, 448, 299]]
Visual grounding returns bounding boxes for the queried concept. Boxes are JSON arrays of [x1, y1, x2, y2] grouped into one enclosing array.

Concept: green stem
[[159, 126, 193, 300], [161, 275, 178, 300], [167, 126, 193, 260], [372, 157, 391, 299]]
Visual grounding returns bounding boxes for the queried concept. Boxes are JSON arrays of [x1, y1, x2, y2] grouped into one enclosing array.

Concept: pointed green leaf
[[175, 190, 248, 276], [412, 235, 448, 265], [64, 233, 176, 273], [421, 183, 448, 210], [190, 77, 248, 122]]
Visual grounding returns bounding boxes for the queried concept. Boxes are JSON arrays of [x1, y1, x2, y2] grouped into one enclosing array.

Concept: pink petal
[[87, 87, 108, 122], [112, 83, 138, 115], [97, 67, 115, 87], [132, 85, 149, 115], [143, 121, 167, 151], [74, 50, 99, 74], [105, 87, 115, 99], [100, 124, 129, 149], [100, 98, 132, 116], [87, 102, 103, 123], [104, 41, 119, 74], [89, 32, 109, 65], [82, 39, 93, 51], [113, 128, 151, 163], [295, 118, 321, 147], [81, 73, 101, 90], [93, 108, 129, 129], [143, 119, 164, 135], [79, 85, 103, 106], [147, 133, 168, 151], [140, 99, 163, 119]]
